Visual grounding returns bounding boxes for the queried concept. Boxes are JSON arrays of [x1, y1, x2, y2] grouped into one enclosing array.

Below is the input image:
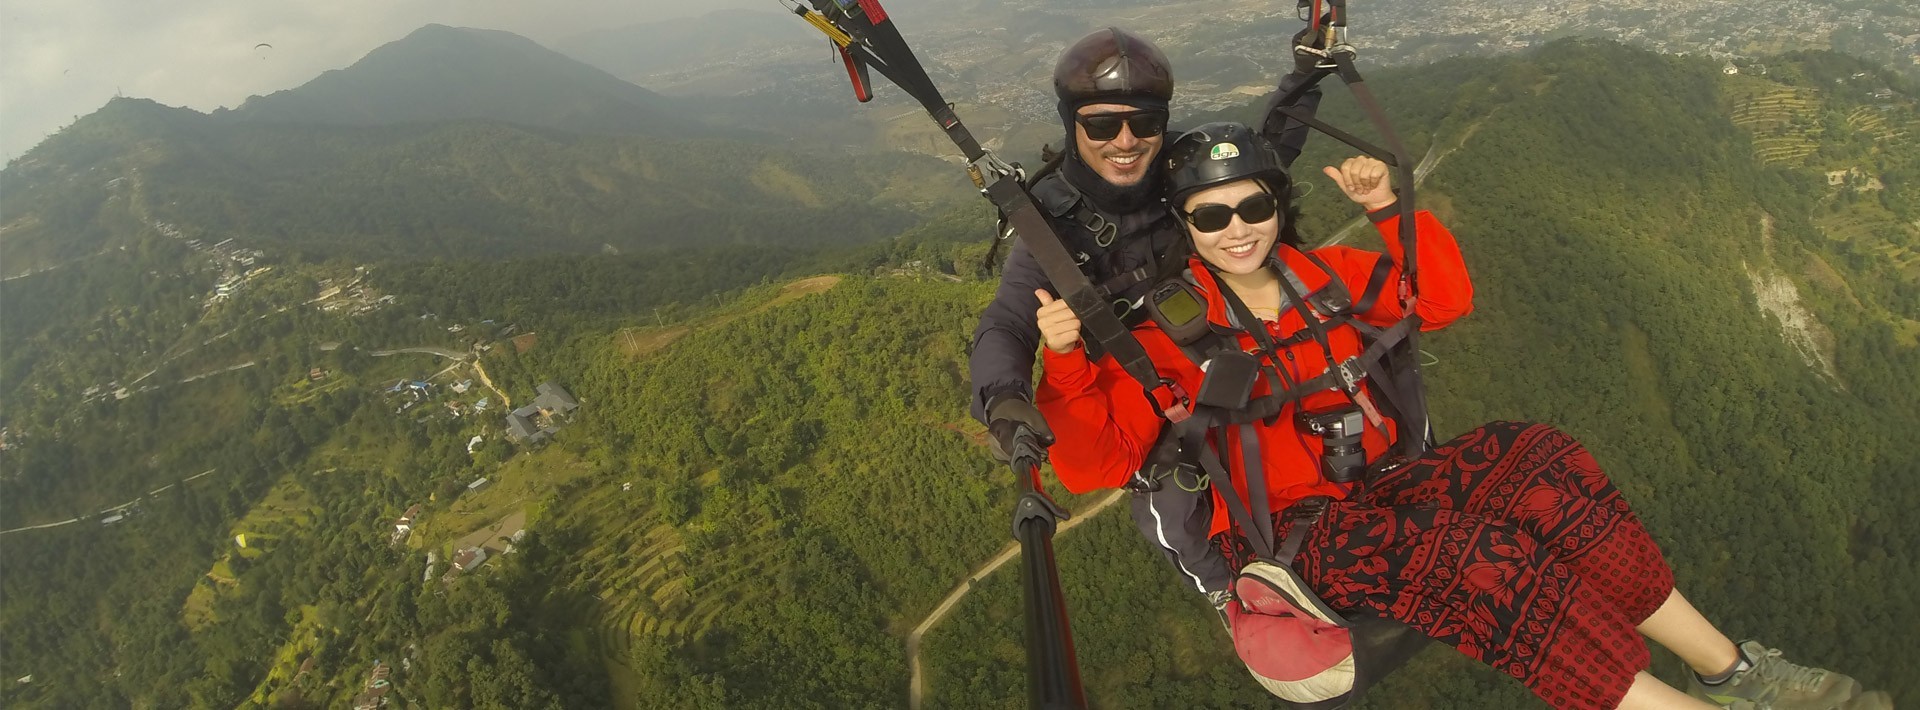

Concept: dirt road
[[906, 489, 1125, 709]]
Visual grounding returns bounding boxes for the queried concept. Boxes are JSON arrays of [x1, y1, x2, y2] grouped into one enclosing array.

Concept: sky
[[0, 0, 761, 161]]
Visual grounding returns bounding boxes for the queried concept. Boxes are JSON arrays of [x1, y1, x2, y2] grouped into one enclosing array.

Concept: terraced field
[[181, 474, 321, 630], [1846, 106, 1909, 142], [1728, 87, 1822, 165], [554, 477, 801, 673], [1815, 208, 1920, 281]]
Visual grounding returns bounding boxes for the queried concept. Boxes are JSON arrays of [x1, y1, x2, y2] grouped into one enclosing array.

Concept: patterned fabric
[[1219, 421, 1676, 710]]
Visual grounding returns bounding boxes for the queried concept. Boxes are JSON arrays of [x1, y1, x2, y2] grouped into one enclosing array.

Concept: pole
[[1005, 430, 1086, 709]]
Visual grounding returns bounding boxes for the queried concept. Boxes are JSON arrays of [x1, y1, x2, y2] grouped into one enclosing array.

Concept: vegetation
[[2, 40, 1916, 709]]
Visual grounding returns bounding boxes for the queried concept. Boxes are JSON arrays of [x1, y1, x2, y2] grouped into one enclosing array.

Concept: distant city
[[625, 0, 1920, 123]]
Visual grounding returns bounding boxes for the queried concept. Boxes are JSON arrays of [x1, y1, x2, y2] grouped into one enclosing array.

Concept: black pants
[[1127, 463, 1233, 597]]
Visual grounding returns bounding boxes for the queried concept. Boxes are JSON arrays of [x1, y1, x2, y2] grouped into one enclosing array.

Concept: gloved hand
[[986, 395, 1054, 465]]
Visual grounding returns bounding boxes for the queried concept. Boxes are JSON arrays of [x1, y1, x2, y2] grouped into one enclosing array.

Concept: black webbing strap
[[1352, 253, 1396, 315], [1178, 415, 1328, 565], [987, 179, 1188, 421], [1261, 69, 1394, 162], [1271, 258, 1347, 384], [1097, 267, 1154, 301], [1219, 317, 1416, 426], [1239, 423, 1274, 556], [1179, 418, 1274, 560], [1331, 52, 1418, 292], [812, 0, 1187, 421], [1276, 497, 1328, 565], [1211, 270, 1293, 419]]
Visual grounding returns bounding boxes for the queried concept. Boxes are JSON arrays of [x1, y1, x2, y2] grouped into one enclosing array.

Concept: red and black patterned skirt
[[1220, 421, 1676, 710]]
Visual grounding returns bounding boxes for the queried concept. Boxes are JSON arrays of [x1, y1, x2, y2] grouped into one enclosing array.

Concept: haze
[[0, 0, 765, 161]]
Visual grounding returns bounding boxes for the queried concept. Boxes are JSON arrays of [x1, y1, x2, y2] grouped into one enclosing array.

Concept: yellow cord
[[801, 11, 854, 48]]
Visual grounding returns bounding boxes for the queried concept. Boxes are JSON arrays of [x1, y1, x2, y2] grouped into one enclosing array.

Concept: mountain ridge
[[214, 24, 698, 138]]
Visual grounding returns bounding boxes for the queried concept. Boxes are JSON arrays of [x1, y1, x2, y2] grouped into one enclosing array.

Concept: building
[[505, 405, 547, 443], [392, 504, 423, 544], [533, 382, 579, 414], [350, 662, 393, 709], [466, 478, 489, 492], [453, 547, 487, 571], [504, 382, 580, 443]]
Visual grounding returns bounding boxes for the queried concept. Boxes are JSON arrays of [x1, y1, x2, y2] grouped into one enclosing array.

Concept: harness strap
[[1212, 269, 1293, 423], [1098, 267, 1154, 302], [1178, 414, 1332, 567], [1352, 253, 1395, 315], [1277, 497, 1330, 565], [985, 180, 1190, 423], [1180, 419, 1274, 560], [1220, 316, 1416, 426], [1272, 258, 1348, 387], [1240, 423, 1274, 557]]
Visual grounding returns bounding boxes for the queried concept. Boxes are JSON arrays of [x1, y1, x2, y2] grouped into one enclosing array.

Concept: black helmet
[[1053, 28, 1174, 110], [1163, 122, 1290, 205]]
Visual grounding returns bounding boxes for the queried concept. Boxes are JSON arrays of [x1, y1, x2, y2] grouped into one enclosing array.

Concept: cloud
[[0, 0, 756, 160]]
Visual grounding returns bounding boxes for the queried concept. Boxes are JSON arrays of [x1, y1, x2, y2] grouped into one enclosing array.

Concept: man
[[970, 26, 1325, 609]]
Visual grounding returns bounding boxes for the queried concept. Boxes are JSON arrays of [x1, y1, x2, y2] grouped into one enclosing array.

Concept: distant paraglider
[[253, 43, 273, 60]]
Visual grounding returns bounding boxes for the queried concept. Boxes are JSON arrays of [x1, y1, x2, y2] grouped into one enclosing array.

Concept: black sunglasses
[[1182, 193, 1280, 233], [1074, 109, 1169, 141]]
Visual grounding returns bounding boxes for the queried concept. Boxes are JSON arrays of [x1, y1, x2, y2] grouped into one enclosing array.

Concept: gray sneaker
[[1839, 691, 1894, 710], [1686, 640, 1863, 709]]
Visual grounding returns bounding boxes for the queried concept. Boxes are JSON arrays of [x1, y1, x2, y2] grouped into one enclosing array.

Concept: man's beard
[[1061, 148, 1162, 214]]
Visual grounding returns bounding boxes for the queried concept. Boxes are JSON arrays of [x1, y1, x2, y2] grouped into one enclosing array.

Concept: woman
[[1032, 122, 1881, 710]]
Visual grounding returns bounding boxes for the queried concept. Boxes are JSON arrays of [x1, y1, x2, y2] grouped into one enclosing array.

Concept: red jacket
[[1037, 208, 1473, 538]]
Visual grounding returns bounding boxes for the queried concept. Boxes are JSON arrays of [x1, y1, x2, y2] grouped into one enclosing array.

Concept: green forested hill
[[0, 96, 968, 270], [217, 24, 699, 137], [2, 39, 1916, 709], [929, 40, 1920, 707]]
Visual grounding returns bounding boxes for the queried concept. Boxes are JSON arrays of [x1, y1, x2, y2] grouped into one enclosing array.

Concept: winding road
[[0, 468, 219, 536], [906, 489, 1125, 710], [369, 346, 468, 360]]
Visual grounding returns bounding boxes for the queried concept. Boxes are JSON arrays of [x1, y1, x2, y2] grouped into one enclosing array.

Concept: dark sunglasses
[[1182, 193, 1280, 233], [1074, 109, 1169, 141]]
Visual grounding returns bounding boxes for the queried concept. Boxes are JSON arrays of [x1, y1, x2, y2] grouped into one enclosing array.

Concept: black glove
[[986, 395, 1054, 465]]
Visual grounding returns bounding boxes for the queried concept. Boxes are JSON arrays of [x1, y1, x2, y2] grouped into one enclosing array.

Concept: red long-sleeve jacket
[[1037, 208, 1473, 539]]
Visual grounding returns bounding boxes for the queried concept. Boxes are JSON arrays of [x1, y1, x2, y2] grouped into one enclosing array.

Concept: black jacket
[[969, 72, 1324, 422]]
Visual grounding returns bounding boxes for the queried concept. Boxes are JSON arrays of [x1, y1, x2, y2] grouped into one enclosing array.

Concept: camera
[[1298, 405, 1366, 483]]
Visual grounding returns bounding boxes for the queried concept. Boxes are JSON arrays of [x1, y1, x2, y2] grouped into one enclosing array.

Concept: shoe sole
[[1235, 560, 1349, 628]]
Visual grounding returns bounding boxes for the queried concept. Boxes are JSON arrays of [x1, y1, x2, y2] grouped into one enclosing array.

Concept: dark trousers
[[1129, 480, 1234, 597]]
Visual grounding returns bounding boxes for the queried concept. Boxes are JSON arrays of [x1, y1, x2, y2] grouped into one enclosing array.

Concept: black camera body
[[1298, 404, 1366, 483]]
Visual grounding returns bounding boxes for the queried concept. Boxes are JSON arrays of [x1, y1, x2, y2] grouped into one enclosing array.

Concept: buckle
[[1287, 495, 1332, 519], [1333, 357, 1365, 392], [1158, 380, 1192, 423], [1124, 468, 1164, 493]]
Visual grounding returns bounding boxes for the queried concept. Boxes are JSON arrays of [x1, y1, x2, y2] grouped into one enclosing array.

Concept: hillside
[[217, 24, 699, 138], [0, 96, 967, 271], [2, 39, 1917, 709], [926, 41, 1920, 707], [0, 23, 973, 272]]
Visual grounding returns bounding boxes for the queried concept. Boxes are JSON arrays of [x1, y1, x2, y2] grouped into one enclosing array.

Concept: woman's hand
[[1322, 156, 1396, 211], [1035, 290, 1083, 354]]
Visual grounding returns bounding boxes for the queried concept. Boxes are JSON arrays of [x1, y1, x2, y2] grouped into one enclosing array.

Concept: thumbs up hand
[[1035, 290, 1083, 355], [1322, 156, 1397, 211]]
